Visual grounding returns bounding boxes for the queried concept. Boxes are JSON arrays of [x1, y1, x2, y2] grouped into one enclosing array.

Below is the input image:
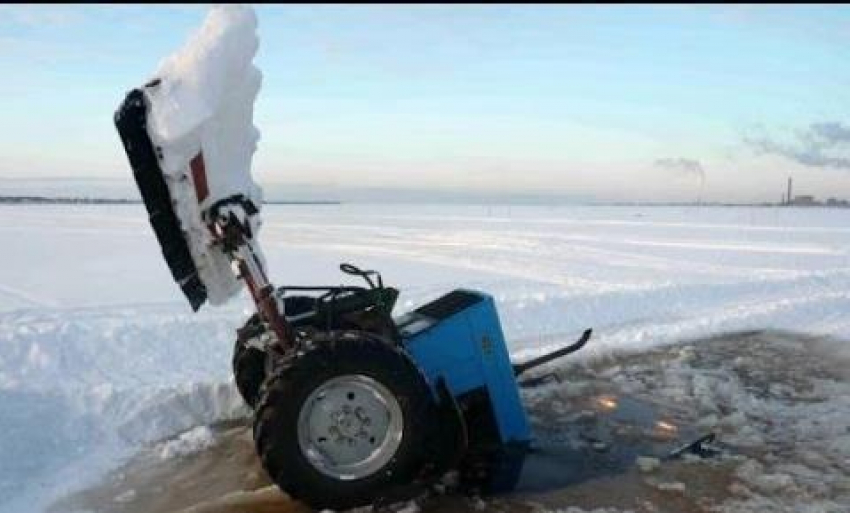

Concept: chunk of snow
[[158, 425, 215, 461], [649, 480, 686, 493], [636, 456, 660, 473], [113, 489, 136, 503], [393, 501, 421, 513]]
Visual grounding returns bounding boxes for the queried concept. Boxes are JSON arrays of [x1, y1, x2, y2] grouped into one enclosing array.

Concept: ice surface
[[0, 203, 849, 511], [143, 5, 264, 306]]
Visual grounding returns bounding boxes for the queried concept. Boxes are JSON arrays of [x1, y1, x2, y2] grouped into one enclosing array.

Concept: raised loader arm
[[203, 194, 295, 350]]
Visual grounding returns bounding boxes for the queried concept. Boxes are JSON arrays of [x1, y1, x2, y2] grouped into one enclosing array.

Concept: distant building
[[791, 195, 817, 206], [777, 178, 848, 208]]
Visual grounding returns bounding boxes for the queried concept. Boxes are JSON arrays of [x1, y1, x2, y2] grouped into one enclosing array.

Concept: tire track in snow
[[0, 283, 58, 309]]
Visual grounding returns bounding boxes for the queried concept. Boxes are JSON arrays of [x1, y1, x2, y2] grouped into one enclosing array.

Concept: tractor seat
[[277, 286, 399, 331]]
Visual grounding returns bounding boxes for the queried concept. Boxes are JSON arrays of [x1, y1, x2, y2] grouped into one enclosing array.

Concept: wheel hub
[[297, 374, 404, 480], [331, 405, 368, 439]]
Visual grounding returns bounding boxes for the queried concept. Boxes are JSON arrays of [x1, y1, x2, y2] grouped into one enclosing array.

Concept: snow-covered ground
[[1, 203, 848, 512]]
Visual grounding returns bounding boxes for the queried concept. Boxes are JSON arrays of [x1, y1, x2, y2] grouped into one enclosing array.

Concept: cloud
[[654, 157, 706, 183], [745, 121, 850, 170], [808, 122, 850, 145]]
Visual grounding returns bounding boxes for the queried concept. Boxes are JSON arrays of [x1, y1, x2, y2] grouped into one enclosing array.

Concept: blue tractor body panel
[[396, 289, 532, 445]]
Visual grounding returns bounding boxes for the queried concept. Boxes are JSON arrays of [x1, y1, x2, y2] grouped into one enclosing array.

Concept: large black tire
[[232, 313, 266, 408], [253, 332, 438, 510], [233, 297, 318, 408]]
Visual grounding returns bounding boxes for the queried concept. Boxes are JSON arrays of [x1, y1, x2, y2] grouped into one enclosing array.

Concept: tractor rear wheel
[[233, 314, 266, 408], [233, 296, 318, 408], [253, 332, 438, 510]]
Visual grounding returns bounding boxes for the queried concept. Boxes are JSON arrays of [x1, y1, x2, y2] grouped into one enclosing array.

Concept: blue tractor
[[115, 76, 591, 512], [233, 265, 592, 510]]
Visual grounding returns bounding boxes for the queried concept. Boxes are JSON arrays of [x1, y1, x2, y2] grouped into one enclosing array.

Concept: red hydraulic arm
[[192, 152, 295, 350], [210, 212, 295, 349]]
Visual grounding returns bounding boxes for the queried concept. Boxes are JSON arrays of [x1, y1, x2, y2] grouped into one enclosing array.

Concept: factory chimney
[[786, 177, 793, 206]]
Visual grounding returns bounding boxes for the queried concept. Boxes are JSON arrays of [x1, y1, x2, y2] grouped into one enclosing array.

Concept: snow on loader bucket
[[114, 6, 719, 511]]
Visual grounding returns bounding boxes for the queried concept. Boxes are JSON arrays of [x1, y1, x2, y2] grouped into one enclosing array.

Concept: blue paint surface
[[400, 290, 531, 444]]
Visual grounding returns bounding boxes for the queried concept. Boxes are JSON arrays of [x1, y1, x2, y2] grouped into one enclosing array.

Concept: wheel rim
[[297, 374, 404, 481]]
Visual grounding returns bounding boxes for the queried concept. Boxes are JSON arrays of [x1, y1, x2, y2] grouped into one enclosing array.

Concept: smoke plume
[[745, 122, 850, 170], [654, 157, 706, 183]]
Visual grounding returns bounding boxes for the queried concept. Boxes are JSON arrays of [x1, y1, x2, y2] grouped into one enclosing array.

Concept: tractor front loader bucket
[[115, 88, 207, 310]]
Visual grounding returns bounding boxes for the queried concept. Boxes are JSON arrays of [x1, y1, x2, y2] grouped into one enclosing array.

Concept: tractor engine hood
[[115, 5, 264, 311]]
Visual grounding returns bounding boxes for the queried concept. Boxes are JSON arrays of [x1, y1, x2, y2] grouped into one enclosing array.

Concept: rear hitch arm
[[512, 328, 592, 377]]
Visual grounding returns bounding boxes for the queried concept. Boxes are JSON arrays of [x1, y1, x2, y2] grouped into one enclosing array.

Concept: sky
[[1, 4, 849, 203]]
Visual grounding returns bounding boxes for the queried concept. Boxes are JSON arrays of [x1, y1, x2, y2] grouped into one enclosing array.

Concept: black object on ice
[[665, 432, 723, 460], [114, 88, 208, 310]]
